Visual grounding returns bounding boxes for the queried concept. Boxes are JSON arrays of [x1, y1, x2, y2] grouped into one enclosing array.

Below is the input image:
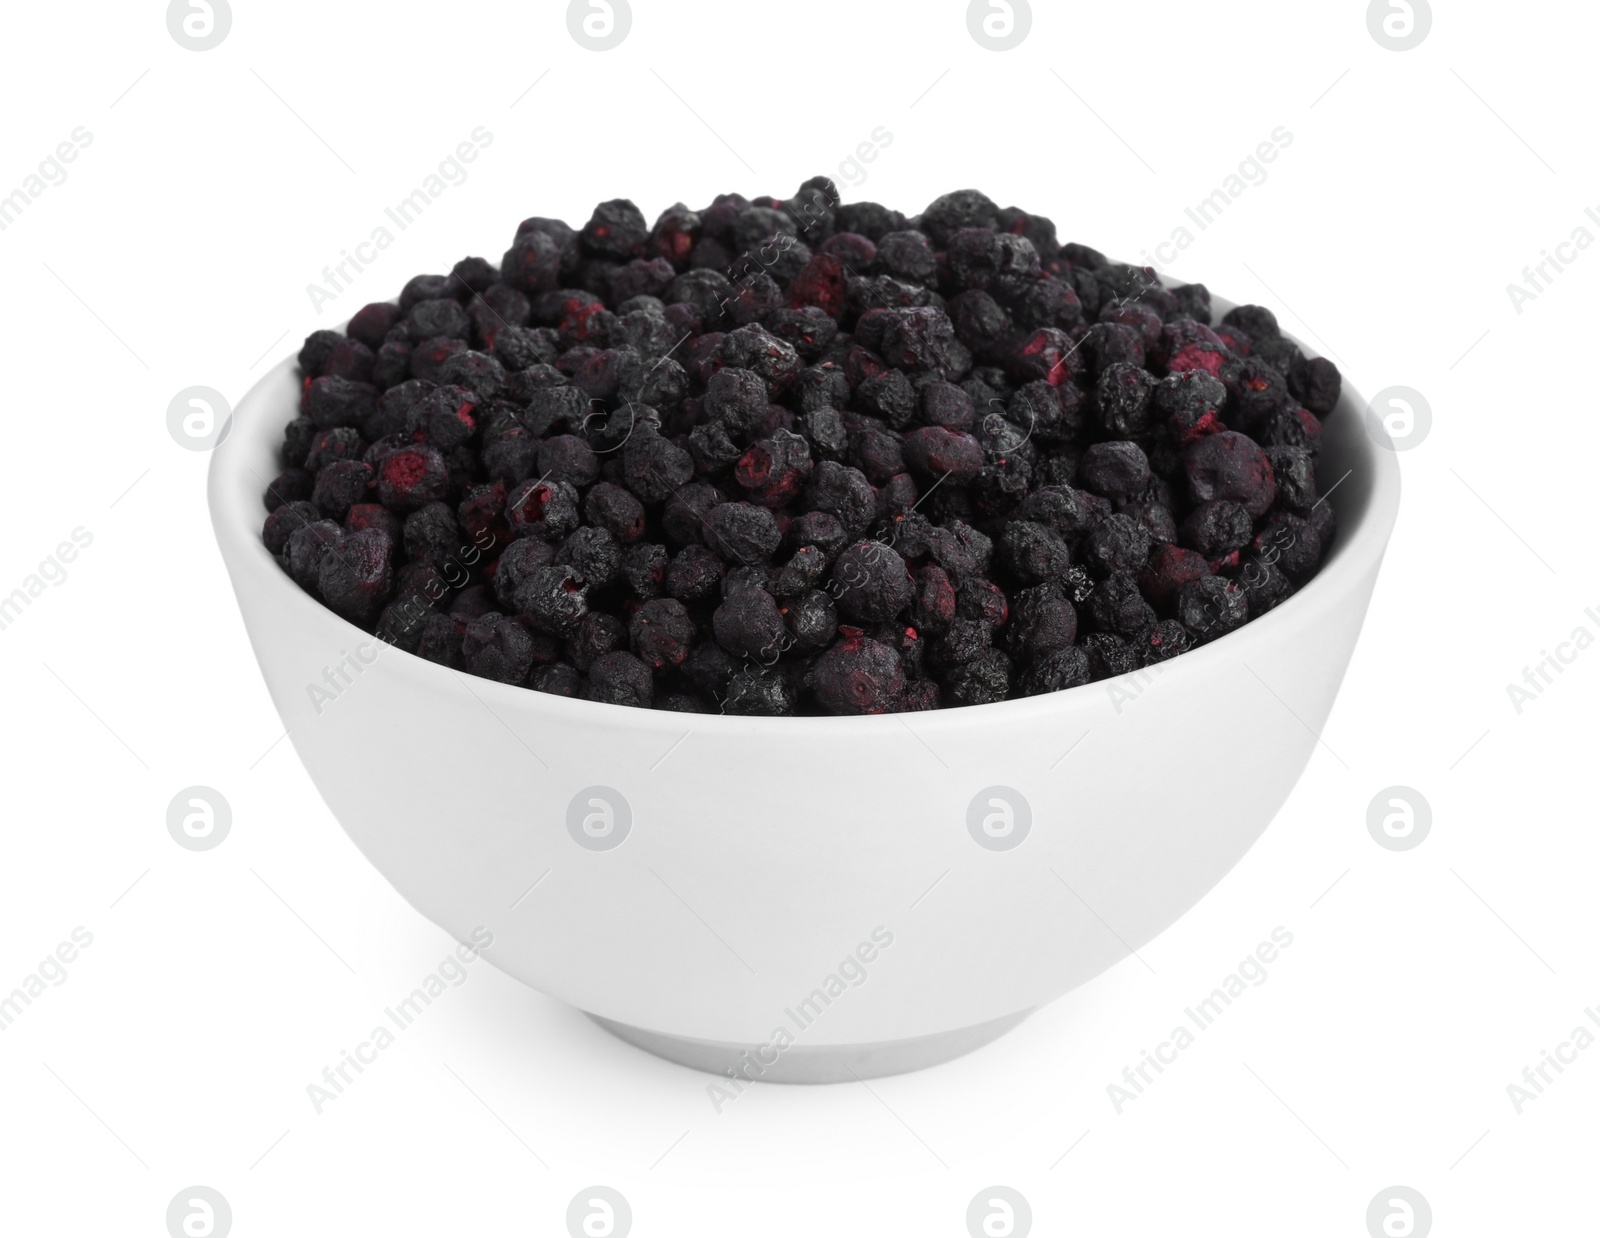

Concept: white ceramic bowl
[[209, 295, 1399, 1082]]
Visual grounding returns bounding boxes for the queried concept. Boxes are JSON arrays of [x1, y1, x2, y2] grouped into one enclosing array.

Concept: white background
[[1, 0, 1594, 1234]]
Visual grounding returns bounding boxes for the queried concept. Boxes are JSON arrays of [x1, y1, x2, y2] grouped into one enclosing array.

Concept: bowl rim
[[209, 290, 1401, 739]]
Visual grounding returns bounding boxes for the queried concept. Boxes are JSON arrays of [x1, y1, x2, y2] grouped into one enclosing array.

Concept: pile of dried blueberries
[[263, 180, 1339, 715]]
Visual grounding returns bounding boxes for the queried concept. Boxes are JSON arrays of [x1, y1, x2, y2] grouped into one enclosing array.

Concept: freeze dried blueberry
[[781, 588, 837, 650], [703, 502, 782, 566], [804, 461, 877, 536], [722, 666, 797, 716], [712, 587, 786, 660], [1221, 304, 1280, 342], [410, 336, 469, 383], [557, 526, 621, 587], [1177, 575, 1248, 642], [1018, 646, 1091, 696], [435, 351, 508, 402], [298, 329, 346, 376], [813, 635, 905, 714], [406, 298, 471, 343], [464, 612, 535, 684], [1079, 321, 1144, 376], [932, 618, 992, 669], [1079, 441, 1151, 501], [416, 612, 468, 668], [831, 540, 913, 623], [535, 434, 599, 487], [311, 460, 374, 520], [1013, 486, 1095, 539], [1157, 321, 1229, 380], [875, 230, 937, 283], [1169, 282, 1212, 324], [855, 370, 917, 430], [998, 520, 1072, 586], [1009, 327, 1077, 386], [347, 302, 403, 351], [919, 381, 975, 430], [1087, 513, 1153, 575], [1087, 573, 1157, 638], [620, 428, 694, 502], [1184, 432, 1276, 517], [449, 585, 497, 619], [1154, 370, 1227, 442], [456, 482, 509, 552], [264, 468, 313, 511], [506, 478, 580, 541], [566, 611, 627, 672], [944, 648, 1011, 707], [1180, 500, 1252, 557], [1264, 446, 1317, 510], [282, 415, 318, 469], [500, 229, 562, 296], [949, 290, 1011, 359], [1139, 543, 1212, 609], [628, 598, 694, 670], [735, 429, 813, 507], [667, 545, 723, 601], [1138, 620, 1192, 666], [787, 511, 847, 562], [1264, 405, 1323, 454], [1124, 501, 1177, 546], [530, 662, 583, 697], [1254, 511, 1322, 583], [306, 426, 363, 472], [1289, 355, 1341, 416], [820, 230, 875, 266], [403, 502, 461, 567], [581, 481, 646, 544], [926, 519, 993, 579], [1094, 363, 1157, 437], [494, 324, 558, 372], [585, 651, 654, 707], [1221, 357, 1289, 435], [376, 445, 449, 512], [656, 482, 718, 547], [393, 560, 449, 613], [263, 501, 320, 556], [1008, 584, 1078, 660], [1083, 631, 1139, 681], [511, 564, 588, 636], [317, 527, 393, 625], [1239, 556, 1293, 615], [306, 376, 378, 431], [909, 565, 957, 634], [687, 421, 742, 478], [620, 542, 670, 599], [1011, 380, 1085, 446], [492, 536, 555, 608], [920, 189, 1000, 246], [1305, 495, 1331, 556], [1100, 302, 1163, 350], [901, 427, 984, 485], [774, 544, 827, 597]]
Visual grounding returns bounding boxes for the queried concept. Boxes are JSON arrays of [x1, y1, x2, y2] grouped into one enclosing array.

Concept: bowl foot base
[[585, 1008, 1034, 1084]]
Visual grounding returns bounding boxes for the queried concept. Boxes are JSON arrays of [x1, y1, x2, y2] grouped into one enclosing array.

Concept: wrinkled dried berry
[[712, 586, 787, 660], [812, 636, 905, 714], [463, 612, 535, 684], [585, 650, 653, 707], [1177, 574, 1248, 642]]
